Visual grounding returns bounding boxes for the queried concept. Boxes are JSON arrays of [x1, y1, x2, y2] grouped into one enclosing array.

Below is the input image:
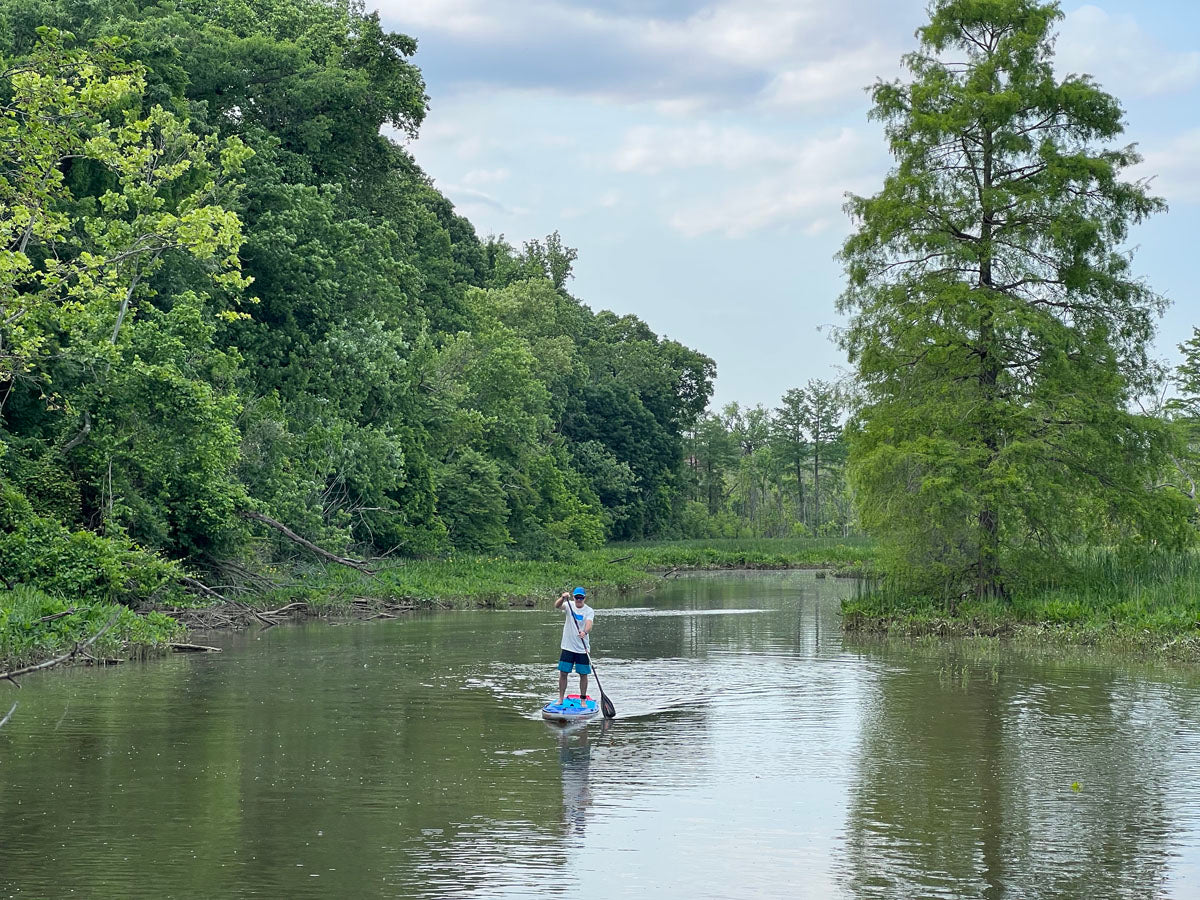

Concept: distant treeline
[[680, 384, 853, 539], [0, 0, 725, 604]]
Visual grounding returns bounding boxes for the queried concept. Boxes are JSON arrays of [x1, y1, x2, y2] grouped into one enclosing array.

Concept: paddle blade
[[601, 693, 616, 719]]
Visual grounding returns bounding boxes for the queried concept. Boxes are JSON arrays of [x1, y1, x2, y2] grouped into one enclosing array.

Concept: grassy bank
[[603, 536, 878, 572], [1, 537, 876, 671], [0, 586, 184, 674], [842, 548, 1200, 660], [252, 536, 880, 612]]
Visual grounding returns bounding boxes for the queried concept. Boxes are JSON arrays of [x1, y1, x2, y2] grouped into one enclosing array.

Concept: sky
[[373, 0, 1200, 410]]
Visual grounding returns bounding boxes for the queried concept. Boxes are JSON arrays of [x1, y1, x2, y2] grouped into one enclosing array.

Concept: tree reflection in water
[[841, 649, 1180, 899]]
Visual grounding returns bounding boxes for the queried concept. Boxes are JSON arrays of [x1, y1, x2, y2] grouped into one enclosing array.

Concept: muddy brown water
[[1, 572, 1198, 898]]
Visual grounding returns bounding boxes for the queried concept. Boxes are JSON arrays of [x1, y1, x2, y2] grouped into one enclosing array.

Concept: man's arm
[[554, 591, 569, 609]]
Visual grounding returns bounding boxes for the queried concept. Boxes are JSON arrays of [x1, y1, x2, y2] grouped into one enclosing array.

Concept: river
[[1, 572, 1198, 898]]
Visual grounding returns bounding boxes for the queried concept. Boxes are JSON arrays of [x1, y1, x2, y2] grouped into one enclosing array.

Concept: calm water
[[2, 572, 1199, 898]]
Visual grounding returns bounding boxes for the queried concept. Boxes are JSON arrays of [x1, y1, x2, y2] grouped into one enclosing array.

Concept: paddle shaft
[[561, 596, 615, 718]]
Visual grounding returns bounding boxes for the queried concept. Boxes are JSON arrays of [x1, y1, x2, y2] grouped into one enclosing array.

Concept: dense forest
[[681, 383, 852, 539], [2, 0, 1199, 621], [0, 0, 725, 603], [0, 0, 858, 610]]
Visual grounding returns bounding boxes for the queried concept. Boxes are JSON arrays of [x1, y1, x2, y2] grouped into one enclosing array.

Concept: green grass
[[250, 537, 879, 611], [842, 547, 1200, 658], [603, 535, 879, 571], [0, 586, 184, 671]]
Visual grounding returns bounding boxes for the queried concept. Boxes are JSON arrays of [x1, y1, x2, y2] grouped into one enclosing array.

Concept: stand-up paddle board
[[542, 694, 599, 724]]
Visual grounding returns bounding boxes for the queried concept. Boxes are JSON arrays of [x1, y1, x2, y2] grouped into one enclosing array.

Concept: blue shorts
[[557, 649, 591, 674]]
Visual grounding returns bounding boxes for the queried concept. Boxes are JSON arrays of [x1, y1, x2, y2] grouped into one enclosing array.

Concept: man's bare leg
[[558, 671, 568, 704], [579, 674, 589, 703]]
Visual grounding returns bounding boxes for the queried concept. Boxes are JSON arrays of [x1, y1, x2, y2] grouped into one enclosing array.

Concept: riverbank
[[842, 548, 1200, 661], [0, 537, 877, 672]]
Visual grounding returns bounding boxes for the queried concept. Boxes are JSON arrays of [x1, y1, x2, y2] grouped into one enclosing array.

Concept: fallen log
[[180, 576, 231, 604], [261, 601, 307, 617], [169, 643, 222, 653], [240, 510, 376, 574]]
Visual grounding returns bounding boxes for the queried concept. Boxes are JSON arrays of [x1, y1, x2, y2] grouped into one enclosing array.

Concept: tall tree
[[772, 389, 810, 524], [689, 413, 737, 515], [839, 0, 1188, 599], [799, 380, 844, 531]]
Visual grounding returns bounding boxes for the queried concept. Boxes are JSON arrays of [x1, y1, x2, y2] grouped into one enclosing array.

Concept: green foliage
[[253, 535, 879, 613], [838, 0, 1191, 599], [0, 483, 182, 604], [1167, 329, 1200, 520], [0, 0, 718, 621], [1, 30, 252, 564], [682, 387, 854, 539], [0, 585, 183, 668]]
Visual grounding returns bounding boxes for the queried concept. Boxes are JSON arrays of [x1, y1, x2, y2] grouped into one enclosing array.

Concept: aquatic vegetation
[[0, 586, 184, 670], [843, 547, 1200, 657]]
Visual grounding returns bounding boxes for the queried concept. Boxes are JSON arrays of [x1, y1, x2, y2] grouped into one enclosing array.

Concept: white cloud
[[639, 1, 829, 68], [763, 41, 901, 108], [560, 189, 622, 220], [462, 167, 510, 186], [377, 0, 527, 40], [378, 0, 918, 109], [612, 123, 792, 174], [437, 184, 515, 214], [665, 127, 885, 237], [1132, 128, 1200, 205], [1057, 5, 1200, 97]]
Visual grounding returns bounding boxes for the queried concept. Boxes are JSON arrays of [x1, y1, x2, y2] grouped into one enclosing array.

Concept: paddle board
[[542, 694, 599, 724]]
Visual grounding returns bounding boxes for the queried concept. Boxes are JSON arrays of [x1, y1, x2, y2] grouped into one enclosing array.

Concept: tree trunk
[[795, 458, 806, 527], [813, 428, 822, 532], [977, 125, 1002, 600]]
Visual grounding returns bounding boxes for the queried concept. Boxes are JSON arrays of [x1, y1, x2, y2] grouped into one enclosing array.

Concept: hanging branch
[[239, 509, 376, 574], [0, 702, 16, 729], [0, 610, 123, 687]]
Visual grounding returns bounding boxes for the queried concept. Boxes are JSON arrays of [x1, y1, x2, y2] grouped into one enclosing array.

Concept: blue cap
[[572, 587, 586, 597]]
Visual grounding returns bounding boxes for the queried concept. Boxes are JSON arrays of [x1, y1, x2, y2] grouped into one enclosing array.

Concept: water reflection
[[839, 647, 1190, 899], [556, 724, 593, 836]]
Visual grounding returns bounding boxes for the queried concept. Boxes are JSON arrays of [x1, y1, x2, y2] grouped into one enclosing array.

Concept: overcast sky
[[374, 0, 1200, 410]]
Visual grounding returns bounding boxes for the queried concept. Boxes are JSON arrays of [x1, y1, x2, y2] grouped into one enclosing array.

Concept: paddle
[[562, 594, 616, 719]]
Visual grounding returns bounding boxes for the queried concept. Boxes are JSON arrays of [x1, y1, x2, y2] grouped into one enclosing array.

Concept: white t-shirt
[[560, 603, 595, 654]]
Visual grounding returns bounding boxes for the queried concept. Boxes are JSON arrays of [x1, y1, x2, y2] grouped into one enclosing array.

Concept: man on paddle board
[[554, 587, 594, 704]]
